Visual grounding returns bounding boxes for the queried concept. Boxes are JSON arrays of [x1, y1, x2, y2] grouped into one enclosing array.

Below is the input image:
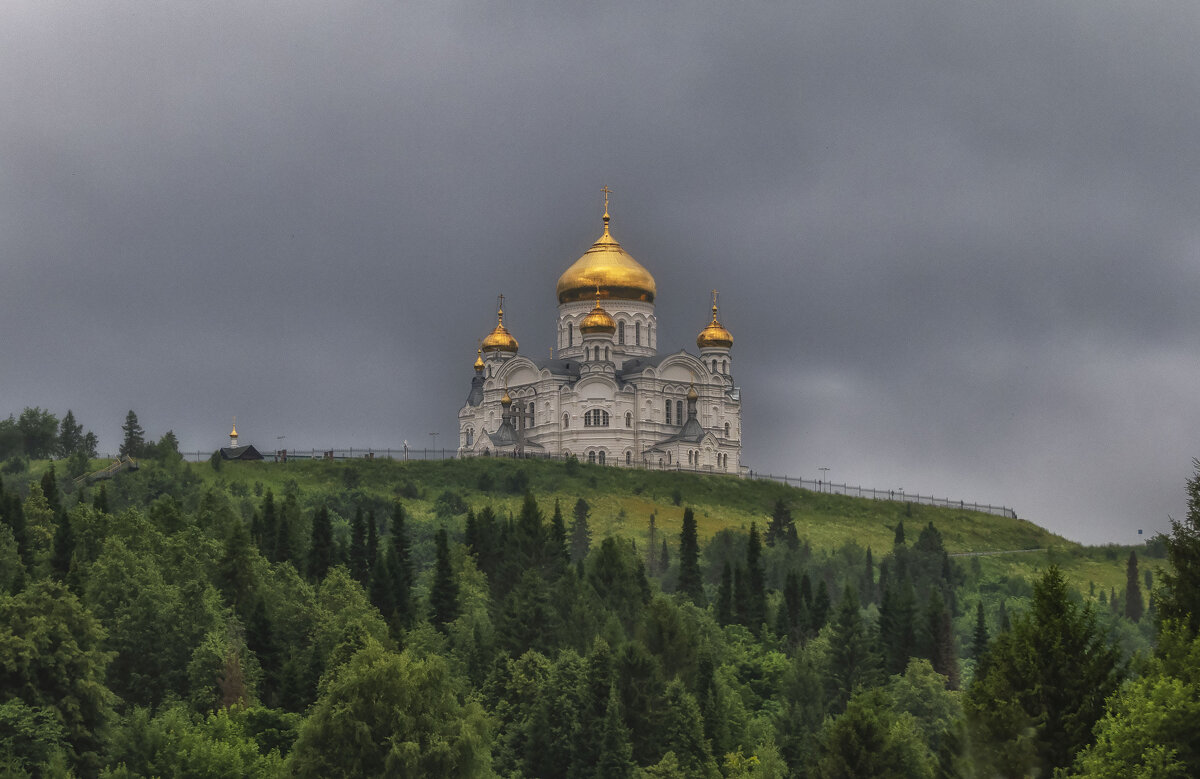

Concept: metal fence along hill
[[161, 447, 1016, 520]]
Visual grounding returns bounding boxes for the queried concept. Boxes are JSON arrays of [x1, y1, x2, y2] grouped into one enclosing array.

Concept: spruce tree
[[812, 579, 831, 632], [569, 498, 591, 564], [862, 547, 875, 604], [429, 528, 458, 630], [1156, 461, 1200, 638], [660, 538, 669, 573], [1124, 550, 1143, 622], [257, 490, 277, 561], [765, 499, 794, 548], [275, 493, 300, 567], [389, 502, 413, 627], [307, 506, 333, 582], [967, 566, 1122, 776], [746, 523, 767, 631], [550, 499, 569, 566], [677, 507, 704, 605], [50, 510, 74, 580], [119, 410, 145, 458], [595, 685, 634, 778], [349, 507, 368, 585], [827, 585, 880, 712], [57, 410, 84, 457], [972, 600, 990, 661], [40, 463, 61, 517], [924, 589, 959, 688]]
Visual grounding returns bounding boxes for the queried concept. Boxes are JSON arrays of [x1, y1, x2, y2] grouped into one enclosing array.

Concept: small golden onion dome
[[230, 419, 238, 438], [501, 388, 512, 406], [556, 213, 656, 304], [473, 349, 485, 372], [697, 304, 734, 349], [481, 307, 519, 353], [579, 295, 616, 335], [687, 385, 699, 401]]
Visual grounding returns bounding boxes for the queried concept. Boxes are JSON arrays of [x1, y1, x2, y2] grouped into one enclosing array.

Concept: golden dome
[[697, 302, 734, 349], [501, 388, 512, 406], [579, 295, 616, 335], [687, 385, 699, 401], [556, 212, 656, 305], [481, 307, 519, 353], [473, 348, 485, 372], [230, 418, 238, 438]]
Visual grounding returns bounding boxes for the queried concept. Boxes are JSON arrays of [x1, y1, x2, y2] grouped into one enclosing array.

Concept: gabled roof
[[220, 444, 263, 460]]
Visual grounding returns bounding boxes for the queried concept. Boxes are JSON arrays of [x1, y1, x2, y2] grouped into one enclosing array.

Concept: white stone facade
[[458, 215, 743, 473]]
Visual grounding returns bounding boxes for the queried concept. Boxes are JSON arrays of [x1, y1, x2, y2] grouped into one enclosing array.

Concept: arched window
[[665, 399, 672, 424], [688, 451, 693, 465], [676, 400, 684, 424], [724, 422, 730, 437], [588, 451, 596, 464], [722, 359, 727, 373], [584, 409, 610, 427], [604, 346, 610, 361], [568, 323, 574, 347], [625, 412, 632, 428], [667, 451, 672, 464], [658, 457, 664, 467], [712, 359, 717, 373], [562, 413, 570, 429], [598, 451, 606, 465], [618, 321, 625, 344], [625, 451, 631, 465], [635, 322, 641, 346]]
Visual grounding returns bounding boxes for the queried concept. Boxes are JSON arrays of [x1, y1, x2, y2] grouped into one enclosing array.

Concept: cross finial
[[601, 185, 611, 215]]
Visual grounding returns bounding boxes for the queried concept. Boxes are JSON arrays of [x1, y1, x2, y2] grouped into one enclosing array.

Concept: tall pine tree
[[429, 528, 458, 631], [307, 506, 333, 582], [676, 507, 704, 605], [745, 522, 767, 632], [1124, 550, 1143, 622]]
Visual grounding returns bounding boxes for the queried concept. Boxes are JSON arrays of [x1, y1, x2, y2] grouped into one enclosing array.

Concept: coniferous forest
[[1, 409, 1199, 777]]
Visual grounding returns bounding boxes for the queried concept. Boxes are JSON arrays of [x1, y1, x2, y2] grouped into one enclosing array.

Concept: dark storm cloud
[[2, 1, 1197, 543]]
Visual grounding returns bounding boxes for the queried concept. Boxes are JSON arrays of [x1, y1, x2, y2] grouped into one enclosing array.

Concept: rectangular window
[[635, 322, 641, 346], [665, 399, 671, 425]]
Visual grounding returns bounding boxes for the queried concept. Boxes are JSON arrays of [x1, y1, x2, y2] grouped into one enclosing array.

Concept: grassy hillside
[[181, 455, 1157, 595]]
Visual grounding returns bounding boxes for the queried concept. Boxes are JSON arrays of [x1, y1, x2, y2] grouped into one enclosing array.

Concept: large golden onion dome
[[579, 295, 616, 335], [697, 301, 734, 349], [556, 211, 656, 305], [481, 307, 519, 353]]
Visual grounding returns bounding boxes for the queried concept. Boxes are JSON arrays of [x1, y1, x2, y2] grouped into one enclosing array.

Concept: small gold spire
[[474, 348, 485, 372], [481, 294, 519, 353]]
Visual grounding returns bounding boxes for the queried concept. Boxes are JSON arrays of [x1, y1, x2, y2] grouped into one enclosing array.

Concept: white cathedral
[[458, 199, 743, 473]]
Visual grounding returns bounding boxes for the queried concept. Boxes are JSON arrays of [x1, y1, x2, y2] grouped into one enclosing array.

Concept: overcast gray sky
[[3, 1, 1198, 544]]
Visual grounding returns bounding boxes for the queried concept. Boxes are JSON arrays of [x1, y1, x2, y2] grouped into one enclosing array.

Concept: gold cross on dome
[[601, 185, 612, 214], [712, 289, 718, 307], [497, 293, 505, 312]]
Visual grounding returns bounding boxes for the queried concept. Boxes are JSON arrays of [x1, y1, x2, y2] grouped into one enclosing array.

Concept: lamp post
[[818, 466, 830, 493], [429, 432, 438, 459]]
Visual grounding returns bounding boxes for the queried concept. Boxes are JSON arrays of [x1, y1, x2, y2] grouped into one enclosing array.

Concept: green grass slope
[[189, 456, 1153, 594]]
